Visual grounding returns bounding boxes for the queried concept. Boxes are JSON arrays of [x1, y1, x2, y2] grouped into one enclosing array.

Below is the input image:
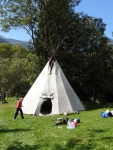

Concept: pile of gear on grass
[[0, 92, 8, 103], [53, 111, 80, 130], [100, 109, 113, 118]]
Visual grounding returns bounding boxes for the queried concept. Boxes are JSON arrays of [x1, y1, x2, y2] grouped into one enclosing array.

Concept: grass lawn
[[0, 97, 113, 150]]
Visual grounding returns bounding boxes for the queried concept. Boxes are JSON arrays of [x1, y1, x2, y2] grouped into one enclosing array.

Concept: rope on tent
[[49, 56, 56, 74], [48, 74, 51, 94], [47, 73, 54, 98], [47, 56, 56, 94]]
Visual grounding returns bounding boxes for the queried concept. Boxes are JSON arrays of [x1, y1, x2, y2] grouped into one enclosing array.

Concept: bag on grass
[[100, 112, 110, 118]]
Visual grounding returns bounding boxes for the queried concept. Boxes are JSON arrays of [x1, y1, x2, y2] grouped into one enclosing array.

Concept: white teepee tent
[[22, 58, 85, 115]]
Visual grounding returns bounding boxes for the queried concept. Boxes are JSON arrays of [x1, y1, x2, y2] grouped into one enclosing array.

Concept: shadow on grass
[[101, 136, 113, 141], [6, 141, 40, 150], [54, 136, 113, 150], [88, 129, 108, 133], [6, 136, 113, 150], [0, 128, 31, 133], [54, 138, 95, 150], [6, 139, 93, 150]]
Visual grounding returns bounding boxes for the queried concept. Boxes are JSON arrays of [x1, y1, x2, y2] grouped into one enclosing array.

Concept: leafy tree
[[0, 0, 81, 56], [0, 0, 39, 42], [1, 0, 113, 102], [0, 43, 39, 96], [66, 16, 112, 101]]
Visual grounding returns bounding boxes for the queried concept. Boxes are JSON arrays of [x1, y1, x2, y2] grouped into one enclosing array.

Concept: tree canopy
[[0, 0, 113, 102], [0, 43, 39, 96]]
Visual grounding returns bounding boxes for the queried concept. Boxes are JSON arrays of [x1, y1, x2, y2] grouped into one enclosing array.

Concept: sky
[[0, 0, 113, 41], [75, 0, 113, 39]]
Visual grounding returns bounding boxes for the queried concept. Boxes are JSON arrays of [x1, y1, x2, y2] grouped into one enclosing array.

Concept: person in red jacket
[[13, 97, 24, 119]]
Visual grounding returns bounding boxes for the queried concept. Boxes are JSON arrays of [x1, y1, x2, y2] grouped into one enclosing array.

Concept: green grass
[[0, 98, 113, 150]]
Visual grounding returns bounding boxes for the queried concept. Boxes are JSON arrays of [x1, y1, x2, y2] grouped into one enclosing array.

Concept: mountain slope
[[0, 35, 9, 43], [108, 38, 113, 45], [0, 35, 28, 47], [0, 35, 113, 47]]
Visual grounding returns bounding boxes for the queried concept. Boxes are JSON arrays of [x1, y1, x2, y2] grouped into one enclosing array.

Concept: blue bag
[[100, 112, 109, 118]]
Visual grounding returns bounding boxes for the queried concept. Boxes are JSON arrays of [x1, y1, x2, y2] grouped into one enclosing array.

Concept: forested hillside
[[0, 35, 28, 47]]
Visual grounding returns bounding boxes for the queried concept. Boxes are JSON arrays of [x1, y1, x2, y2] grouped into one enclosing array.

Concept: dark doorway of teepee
[[40, 98, 52, 115]]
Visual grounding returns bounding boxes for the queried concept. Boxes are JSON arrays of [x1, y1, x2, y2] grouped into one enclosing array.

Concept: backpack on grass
[[53, 118, 69, 126]]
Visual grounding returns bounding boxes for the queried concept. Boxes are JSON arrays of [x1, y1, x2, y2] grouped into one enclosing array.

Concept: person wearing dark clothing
[[13, 98, 24, 119]]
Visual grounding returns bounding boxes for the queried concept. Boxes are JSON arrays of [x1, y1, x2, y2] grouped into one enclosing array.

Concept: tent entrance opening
[[40, 98, 52, 115]]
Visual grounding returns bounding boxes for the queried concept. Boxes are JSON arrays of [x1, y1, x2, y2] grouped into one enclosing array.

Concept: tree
[[66, 16, 112, 101], [0, 0, 81, 56], [0, 0, 39, 42], [1, 0, 113, 102], [0, 43, 39, 96]]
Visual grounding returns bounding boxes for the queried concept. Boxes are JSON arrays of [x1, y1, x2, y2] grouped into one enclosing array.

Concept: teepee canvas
[[22, 58, 85, 115]]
